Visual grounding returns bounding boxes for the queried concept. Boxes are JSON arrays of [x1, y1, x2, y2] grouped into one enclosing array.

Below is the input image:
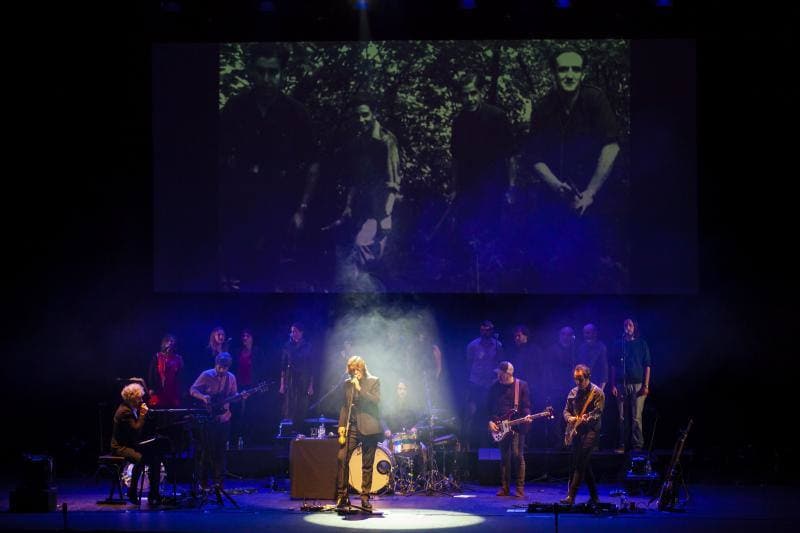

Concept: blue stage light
[[355, 0, 369, 11], [460, 0, 477, 10], [258, 1, 277, 12], [555, 0, 571, 8]]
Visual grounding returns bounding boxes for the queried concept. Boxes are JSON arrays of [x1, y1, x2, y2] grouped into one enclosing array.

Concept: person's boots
[[514, 460, 526, 497], [336, 492, 350, 509], [360, 493, 372, 511], [587, 476, 599, 506], [497, 463, 510, 496], [560, 472, 580, 505]]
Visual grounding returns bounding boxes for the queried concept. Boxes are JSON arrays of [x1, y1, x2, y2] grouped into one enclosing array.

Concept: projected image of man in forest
[[218, 43, 319, 292], [524, 49, 623, 291], [215, 40, 630, 293], [446, 73, 518, 290], [334, 94, 401, 290]]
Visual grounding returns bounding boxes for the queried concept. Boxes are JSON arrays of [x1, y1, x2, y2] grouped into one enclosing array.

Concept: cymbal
[[304, 417, 337, 424]]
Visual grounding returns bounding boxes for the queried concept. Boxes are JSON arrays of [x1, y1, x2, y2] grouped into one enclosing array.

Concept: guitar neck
[[507, 412, 548, 427]]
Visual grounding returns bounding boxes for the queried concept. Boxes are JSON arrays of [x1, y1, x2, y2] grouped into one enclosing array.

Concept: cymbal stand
[[408, 375, 452, 497]]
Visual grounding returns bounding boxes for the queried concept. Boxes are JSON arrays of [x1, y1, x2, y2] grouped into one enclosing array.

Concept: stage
[[1, 475, 795, 532], [0, 479, 800, 532]]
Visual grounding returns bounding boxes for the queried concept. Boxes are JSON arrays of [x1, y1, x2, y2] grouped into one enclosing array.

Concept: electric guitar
[[203, 380, 272, 417], [564, 387, 598, 446], [490, 407, 554, 443]]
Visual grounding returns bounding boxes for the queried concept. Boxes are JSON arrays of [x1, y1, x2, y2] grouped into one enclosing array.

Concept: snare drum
[[391, 431, 420, 456], [348, 443, 395, 494]]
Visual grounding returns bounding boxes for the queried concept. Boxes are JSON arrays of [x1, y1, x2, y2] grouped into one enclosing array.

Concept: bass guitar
[[490, 407, 554, 443], [204, 380, 272, 417]]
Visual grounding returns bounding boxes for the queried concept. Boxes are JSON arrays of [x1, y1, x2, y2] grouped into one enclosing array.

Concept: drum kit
[[346, 409, 463, 496]]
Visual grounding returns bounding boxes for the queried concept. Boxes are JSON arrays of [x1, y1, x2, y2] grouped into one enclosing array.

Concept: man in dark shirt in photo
[[525, 49, 622, 291], [448, 73, 517, 287], [219, 43, 319, 291], [335, 95, 401, 288]]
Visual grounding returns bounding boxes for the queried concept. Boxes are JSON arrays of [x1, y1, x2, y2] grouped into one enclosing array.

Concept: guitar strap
[[578, 387, 595, 417], [513, 379, 519, 411]]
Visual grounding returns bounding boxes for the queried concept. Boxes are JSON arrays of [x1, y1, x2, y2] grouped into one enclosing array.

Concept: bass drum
[[121, 462, 166, 490], [348, 443, 395, 494]]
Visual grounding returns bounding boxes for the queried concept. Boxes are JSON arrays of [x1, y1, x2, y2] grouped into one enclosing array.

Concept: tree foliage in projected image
[[220, 40, 629, 202]]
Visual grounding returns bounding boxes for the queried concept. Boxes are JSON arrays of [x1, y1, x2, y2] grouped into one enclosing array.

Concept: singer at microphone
[[336, 355, 381, 511]]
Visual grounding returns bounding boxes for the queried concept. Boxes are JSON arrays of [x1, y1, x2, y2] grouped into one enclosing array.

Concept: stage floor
[[1, 477, 796, 532]]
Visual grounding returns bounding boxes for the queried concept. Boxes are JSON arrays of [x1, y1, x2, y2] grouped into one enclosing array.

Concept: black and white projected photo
[[154, 39, 696, 294]]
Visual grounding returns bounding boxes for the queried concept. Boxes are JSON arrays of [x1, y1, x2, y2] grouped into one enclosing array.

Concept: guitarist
[[487, 361, 530, 498], [560, 364, 605, 506], [189, 353, 238, 491]]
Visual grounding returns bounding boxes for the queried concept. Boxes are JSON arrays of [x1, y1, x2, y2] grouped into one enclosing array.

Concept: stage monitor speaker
[[290, 439, 339, 500], [10, 454, 57, 512], [476, 448, 500, 485]]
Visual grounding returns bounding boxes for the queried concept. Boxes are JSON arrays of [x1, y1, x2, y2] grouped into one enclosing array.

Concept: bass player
[[487, 361, 530, 497]]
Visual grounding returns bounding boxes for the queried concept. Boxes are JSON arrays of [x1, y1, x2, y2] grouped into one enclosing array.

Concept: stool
[[95, 455, 128, 504]]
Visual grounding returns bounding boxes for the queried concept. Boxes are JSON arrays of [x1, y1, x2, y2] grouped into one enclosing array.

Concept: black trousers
[[112, 444, 162, 498], [199, 421, 230, 488], [337, 428, 380, 498], [499, 431, 526, 489], [568, 429, 599, 499]]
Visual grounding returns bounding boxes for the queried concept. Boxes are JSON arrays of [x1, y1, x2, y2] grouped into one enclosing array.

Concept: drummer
[[382, 381, 420, 439]]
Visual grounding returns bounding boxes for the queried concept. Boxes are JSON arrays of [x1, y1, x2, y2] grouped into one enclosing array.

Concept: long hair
[[623, 318, 640, 339], [346, 355, 371, 377], [208, 327, 225, 353], [160, 333, 176, 352]]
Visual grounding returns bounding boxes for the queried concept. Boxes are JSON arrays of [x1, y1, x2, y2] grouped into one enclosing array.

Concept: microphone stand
[[308, 374, 349, 414], [618, 334, 629, 453]]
